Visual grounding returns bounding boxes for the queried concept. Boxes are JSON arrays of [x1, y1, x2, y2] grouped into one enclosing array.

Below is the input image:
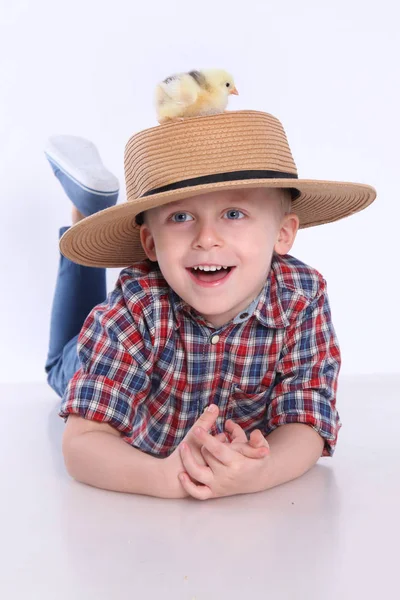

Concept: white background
[[0, 0, 398, 382]]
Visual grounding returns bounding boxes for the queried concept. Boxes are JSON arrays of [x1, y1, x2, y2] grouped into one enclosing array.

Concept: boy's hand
[[178, 406, 271, 500], [222, 418, 270, 458], [162, 405, 267, 498], [162, 405, 221, 497]]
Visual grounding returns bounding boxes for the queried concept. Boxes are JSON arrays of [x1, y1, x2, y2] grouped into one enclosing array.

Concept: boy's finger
[[194, 404, 219, 432], [234, 442, 270, 459], [214, 432, 228, 443], [225, 419, 247, 443], [193, 427, 238, 466], [180, 443, 213, 486], [181, 405, 220, 452], [249, 429, 269, 448]]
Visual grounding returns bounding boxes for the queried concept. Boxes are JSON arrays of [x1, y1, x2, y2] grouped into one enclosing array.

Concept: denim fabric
[[46, 157, 119, 217], [44, 226, 107, 398]]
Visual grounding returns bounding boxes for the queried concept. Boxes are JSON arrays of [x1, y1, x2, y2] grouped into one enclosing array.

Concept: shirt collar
[[169, 265, 290, 331]]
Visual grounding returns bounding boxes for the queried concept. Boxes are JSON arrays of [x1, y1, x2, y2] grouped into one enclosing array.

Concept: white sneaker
[[44, 135, 119, 193]]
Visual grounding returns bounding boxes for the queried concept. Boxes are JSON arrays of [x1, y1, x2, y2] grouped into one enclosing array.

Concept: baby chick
[[155, 68, 239, 124]]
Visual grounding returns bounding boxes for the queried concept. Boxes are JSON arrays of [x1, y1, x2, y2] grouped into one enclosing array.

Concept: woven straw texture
[[59, 110, 376, 267]]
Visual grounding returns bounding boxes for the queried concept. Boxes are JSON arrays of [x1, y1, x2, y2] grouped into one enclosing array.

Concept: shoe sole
[[45, 153, 119, 197], [44, 135, 119, 194]]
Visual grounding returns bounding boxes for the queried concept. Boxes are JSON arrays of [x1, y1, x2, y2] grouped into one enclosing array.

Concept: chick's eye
[[171, 212, 193, 222], [226, 82, 230, 87], [225, 209, 245, 220]]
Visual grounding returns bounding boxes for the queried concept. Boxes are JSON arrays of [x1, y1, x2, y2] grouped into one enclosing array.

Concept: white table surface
[[1, 375, 399, 600]]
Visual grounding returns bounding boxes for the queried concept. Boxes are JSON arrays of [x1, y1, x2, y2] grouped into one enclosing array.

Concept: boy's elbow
[[61, 414, 121, 479]]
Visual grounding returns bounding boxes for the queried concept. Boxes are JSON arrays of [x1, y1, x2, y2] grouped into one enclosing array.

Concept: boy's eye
[[170, 209, 245, 222], [225, 209, 245, 219], [171, 212, 194, 222]]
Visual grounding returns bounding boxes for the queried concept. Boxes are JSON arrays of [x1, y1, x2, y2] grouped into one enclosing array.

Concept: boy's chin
[[190, 302, 236, 323]]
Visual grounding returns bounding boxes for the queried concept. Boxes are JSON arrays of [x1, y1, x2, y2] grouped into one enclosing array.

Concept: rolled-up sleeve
[[265, 280, 342, 457], [59, 286, 153, 437]]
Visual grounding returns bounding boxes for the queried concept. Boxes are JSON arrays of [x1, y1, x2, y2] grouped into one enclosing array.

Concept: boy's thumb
[[196, 404, 219, 428]]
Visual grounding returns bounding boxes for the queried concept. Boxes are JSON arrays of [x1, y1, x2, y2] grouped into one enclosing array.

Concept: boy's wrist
[[151, 455, 175, 498], [156, 453, 189, 499], [262, 424, 324, 490]]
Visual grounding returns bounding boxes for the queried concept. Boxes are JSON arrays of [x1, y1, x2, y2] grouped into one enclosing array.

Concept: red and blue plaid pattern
[[60, 253, 342, 457]]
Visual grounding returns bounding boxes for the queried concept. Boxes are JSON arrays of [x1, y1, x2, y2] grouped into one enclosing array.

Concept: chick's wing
[[156, 73, 199, 107]]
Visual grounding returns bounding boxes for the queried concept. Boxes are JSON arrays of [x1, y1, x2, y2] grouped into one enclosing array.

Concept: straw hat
[[59, 109, 377, 268]]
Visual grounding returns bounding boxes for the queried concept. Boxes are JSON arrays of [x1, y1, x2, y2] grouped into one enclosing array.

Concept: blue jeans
[[44, 226, 107, 398]]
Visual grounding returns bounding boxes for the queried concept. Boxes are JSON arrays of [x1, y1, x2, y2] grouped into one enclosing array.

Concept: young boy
[[45, 110, 376, 501]]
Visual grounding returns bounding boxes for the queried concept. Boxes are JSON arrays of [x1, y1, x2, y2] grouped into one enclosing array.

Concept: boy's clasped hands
[[164, 404, 271, 500]]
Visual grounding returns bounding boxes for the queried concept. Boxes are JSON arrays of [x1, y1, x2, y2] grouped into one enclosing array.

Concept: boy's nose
[[192, 222, 223, 250]]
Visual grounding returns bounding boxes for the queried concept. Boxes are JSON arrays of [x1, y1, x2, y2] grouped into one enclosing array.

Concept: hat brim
[[59, 178, 376, 268]]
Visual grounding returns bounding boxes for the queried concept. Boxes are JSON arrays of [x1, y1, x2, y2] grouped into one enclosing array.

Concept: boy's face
[[139, 188, 299, 328]]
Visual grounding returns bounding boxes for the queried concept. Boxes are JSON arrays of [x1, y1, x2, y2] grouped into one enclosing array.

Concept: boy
[[45, 110, 376, 500]]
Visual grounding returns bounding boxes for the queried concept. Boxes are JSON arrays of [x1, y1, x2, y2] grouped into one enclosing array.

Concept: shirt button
[[240, 312, 249, 319], [210, 334, 220, 344]]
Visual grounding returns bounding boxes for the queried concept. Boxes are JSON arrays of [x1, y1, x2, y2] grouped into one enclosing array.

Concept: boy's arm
[[62, 415, 169, 497], [59, 275, 172, 496], [62, 407, 221, 498], [263, 422, 324, 490], [265, 277, 342, 459]]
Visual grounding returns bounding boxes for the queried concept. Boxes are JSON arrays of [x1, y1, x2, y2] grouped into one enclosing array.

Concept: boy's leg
[[44, 225, 107, 398], [44, 135, 119, 398]]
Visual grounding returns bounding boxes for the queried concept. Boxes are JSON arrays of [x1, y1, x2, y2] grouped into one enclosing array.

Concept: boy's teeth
[[193, 265, 228, 271]]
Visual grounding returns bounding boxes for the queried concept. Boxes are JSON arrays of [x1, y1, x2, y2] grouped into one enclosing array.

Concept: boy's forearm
[[263, 423, 325, 490], [63, 431, 168, 497]]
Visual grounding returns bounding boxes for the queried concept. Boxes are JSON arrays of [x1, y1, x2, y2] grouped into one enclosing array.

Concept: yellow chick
[[155, 68, 239, 124]]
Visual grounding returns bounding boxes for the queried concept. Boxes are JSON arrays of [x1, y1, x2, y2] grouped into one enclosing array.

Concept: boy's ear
[[139, 224, 158, 261], [274, 213, 300, 255]]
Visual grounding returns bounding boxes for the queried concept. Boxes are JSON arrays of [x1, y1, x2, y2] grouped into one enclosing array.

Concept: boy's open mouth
[[186, 266, 234, 283]]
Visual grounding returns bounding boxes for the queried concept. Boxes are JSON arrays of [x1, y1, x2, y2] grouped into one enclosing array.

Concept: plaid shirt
[[60, 252, 342, 458]]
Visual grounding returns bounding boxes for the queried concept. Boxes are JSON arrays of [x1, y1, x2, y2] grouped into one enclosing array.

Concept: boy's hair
[[135, 187, 294, 226], [279, 187, 293, 216]]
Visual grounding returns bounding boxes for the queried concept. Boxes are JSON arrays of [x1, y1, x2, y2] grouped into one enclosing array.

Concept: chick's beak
[[230, 86, 239, 95]]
